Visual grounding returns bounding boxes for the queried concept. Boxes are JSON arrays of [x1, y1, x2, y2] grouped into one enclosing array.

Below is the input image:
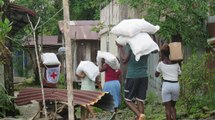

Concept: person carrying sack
[[41, 53, 61, 88]]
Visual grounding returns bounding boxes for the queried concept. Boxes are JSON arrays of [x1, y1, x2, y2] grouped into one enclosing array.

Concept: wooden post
[[62, 0, 74, 120], [80, 106, 86, 120]]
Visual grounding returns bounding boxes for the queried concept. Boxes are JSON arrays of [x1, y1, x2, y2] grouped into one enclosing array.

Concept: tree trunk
[[2, 0, 14, 97], [0, 41, 13, 96]]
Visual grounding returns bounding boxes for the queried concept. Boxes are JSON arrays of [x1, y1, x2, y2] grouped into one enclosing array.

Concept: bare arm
[[99, 63, 107, 72], [75, 71, 86, 78], [95, 76, 102, 90], [155, 71, 160, 77], [116, 42, 130, 64]]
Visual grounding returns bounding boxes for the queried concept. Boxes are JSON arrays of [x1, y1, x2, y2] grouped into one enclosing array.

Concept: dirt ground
[[2, 77, 214, 120]]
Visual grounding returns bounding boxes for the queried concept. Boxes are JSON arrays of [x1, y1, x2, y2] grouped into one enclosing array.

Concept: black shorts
[[124, 77, 148, 102]]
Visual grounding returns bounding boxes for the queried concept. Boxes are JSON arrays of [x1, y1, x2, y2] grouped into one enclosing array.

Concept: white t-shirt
[[81, 76, 96, 91], [156, 61, 181, 81]]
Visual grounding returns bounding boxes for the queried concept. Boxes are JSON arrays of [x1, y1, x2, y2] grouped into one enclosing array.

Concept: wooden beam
[[62, 0, 74, 120]]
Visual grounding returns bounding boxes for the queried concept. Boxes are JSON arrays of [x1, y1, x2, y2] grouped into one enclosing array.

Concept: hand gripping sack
[[96, 51, 120, 70]]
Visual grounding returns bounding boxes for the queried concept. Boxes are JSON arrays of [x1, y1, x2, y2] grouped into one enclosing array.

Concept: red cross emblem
[[50, 72, 57, 79], [46, 67, 60, 83]]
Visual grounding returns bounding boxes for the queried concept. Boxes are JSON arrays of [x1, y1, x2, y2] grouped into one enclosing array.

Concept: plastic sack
[[118, 33, 160, 61], [141, 18, 160, 34], [116, 36, 127, 46], [41, 53, 60, 65], [110, 18, 160, 37], [76, 61, 99, 81], [96, 51, 120, 70]]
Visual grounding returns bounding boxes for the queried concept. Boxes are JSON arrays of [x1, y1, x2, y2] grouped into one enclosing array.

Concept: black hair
[[160, 43, 170, 58]]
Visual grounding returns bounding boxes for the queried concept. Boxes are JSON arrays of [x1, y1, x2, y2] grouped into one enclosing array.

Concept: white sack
[[118, 33, 160, 61], [110, 18, 160, 37], [76, 61, 99, 81], [141, 18, 160, 34], [96, 51, 120, 70], [41, 53, 60, 65], [116, 36, 127, 46]]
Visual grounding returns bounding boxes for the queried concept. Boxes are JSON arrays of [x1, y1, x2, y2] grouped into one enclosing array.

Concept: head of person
[[101, 58, 105, 64], [160, 43, 170, 59]]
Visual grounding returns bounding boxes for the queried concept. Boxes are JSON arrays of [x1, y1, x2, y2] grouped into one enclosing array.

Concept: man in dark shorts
[[116, 43, 148, 120]]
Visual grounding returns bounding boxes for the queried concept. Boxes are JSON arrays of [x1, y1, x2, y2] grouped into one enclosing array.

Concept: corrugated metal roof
[[24, 36, 62, 46], [58, 20, 100, 40], [9, 4, 36, 16], [15, 88, 114, 111], [7, 3, 36, 35]]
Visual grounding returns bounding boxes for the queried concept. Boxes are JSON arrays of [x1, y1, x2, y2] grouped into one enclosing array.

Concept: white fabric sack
[[116, 36, 128, 46], [141, 18, 160, 34], [118, 33, 160, 61], [110, 19, 146, 37], [76, 61, 99, 81], [41, 53, 60, 65], [96, 51, 120, 70], [110, 18, 160, 37]]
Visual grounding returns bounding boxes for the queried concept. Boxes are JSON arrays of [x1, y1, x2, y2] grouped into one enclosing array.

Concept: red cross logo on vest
[[46, 67, 60, 83], [50, 72, 57, 79]]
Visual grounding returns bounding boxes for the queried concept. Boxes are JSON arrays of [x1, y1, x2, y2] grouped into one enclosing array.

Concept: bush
[[0, 84, 19, 118], [57, 73, 66, 89], [179, 53, 215, 116]]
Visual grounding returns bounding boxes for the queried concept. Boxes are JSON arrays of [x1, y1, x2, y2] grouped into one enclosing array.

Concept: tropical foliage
[[118, 0, 215, 49], [0, 0, 12, 65], [0, 84, 18, 118], [179, 53, 215, 118]]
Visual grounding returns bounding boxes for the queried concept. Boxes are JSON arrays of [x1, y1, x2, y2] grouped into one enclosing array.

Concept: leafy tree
[[14, 0, 61, 35], [14, 0, 110, 35], [0, 0, 14, 96], [69, 0, 111, 20], [118, 0, 215, 49], [0, 18, 12, 64], [0, 0, 19, 117]]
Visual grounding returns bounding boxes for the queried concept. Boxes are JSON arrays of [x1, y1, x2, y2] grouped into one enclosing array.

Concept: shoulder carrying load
[[110, 18, 160, 37], [116, 33, 160, 61], [169, 42, 183, 61], [41, 53, 61, 65], [96, 51, 120, 70], [76, 61, 99, 81]]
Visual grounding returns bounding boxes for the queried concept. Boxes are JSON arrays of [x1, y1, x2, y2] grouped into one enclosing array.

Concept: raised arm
[[99, 59, 107, 72], [99, 63, 107, 72], [116, 42, 130, 64], [75, 71, 86, 78]]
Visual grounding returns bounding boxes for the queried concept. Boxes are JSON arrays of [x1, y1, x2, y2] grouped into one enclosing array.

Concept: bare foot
[[136, 114, 146, 120]]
